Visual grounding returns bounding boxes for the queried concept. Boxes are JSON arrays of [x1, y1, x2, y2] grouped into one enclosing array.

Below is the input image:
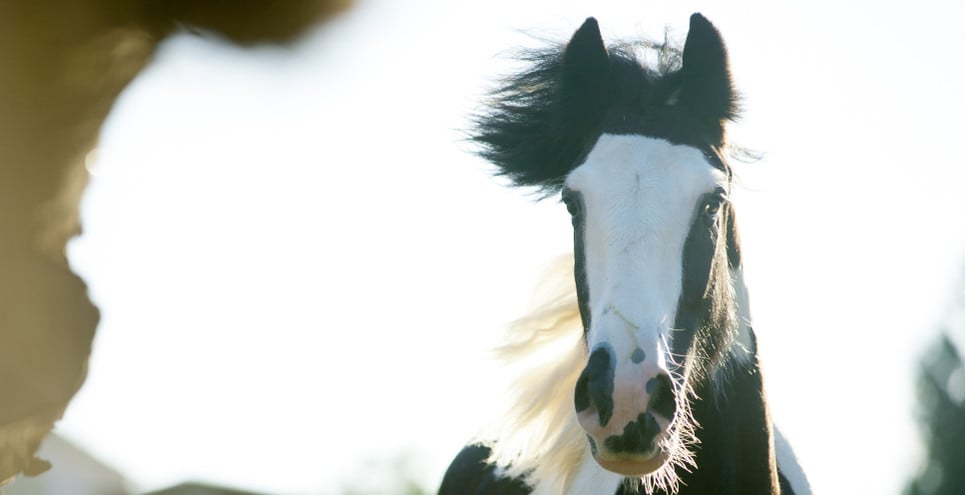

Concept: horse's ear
[[556, 18, 611, 135], [678, 13, 737, 140], [562, 18, 610, 86]]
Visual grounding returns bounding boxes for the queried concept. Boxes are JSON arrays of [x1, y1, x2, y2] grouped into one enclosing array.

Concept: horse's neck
[[675, 266, 781, 495], [679, 347, 782, 495], [609, 344, 782, 495]]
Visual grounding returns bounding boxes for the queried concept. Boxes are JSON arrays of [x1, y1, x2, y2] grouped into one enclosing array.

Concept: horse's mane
[[478, 254, 588, 493], [470, 38, 696, 197]]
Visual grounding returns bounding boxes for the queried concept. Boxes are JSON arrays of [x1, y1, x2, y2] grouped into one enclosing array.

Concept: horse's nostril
[[603, 412, 660, 454], [574, 346, 616, 427], [646, 373, 676, 419]]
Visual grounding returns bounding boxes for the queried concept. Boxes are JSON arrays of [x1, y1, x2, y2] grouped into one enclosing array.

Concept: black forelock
[[469, 34, 737, 196], [468, 41, 604, 195]]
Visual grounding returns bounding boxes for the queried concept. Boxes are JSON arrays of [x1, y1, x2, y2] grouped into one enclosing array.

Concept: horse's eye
[[704, 201, 721, 216], [703, 190, 728, 218]]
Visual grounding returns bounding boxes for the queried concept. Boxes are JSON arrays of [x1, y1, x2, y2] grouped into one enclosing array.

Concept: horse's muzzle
[[574, 344, 676, 475]]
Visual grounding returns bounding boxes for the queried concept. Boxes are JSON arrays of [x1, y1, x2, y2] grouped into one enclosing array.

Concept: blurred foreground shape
[[3, 434, 125, 495], [0, 0, 351, 487], [141, 482, 266, 495]]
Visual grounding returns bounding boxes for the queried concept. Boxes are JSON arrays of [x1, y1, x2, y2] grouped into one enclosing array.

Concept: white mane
[[478, 254, 591, 494]]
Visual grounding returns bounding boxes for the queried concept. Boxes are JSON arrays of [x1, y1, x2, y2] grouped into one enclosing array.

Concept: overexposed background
[[55, 0, 964, 493]]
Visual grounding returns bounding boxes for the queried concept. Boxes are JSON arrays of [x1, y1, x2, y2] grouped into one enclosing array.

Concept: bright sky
[[60, 0, 964, 494]]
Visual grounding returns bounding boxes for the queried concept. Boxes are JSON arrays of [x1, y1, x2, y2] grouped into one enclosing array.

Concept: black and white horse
[[439, 14, 810, 495]]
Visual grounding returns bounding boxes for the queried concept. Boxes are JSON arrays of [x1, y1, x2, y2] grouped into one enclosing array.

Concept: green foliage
[[904, 333, 964, 495]]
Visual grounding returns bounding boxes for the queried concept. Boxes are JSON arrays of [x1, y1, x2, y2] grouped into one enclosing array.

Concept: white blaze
[[565, 134, 727, 364]]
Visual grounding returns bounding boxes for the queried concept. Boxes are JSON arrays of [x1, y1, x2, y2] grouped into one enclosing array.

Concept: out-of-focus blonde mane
[[478, 254, 589, 494]]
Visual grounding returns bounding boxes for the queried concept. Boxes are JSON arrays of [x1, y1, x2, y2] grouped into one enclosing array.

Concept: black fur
[[604, 412, 661, 455], [562, 187, 592, 334], [671, 190, 736, 378], [615, 351, 785, 495], [574, 344, 617, 427], [439, 444, 531, 495]]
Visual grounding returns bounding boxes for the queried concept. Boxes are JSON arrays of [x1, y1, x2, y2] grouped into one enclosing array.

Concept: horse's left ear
[[679, 13, 738, 141]]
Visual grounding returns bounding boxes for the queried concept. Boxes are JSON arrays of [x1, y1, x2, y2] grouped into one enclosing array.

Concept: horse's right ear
[[562, 18, 610, 87], [559, 18, 611, 122]]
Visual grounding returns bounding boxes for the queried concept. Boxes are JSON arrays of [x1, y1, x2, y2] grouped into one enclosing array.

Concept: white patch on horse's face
[[566, 134, 726, 358], [565, 133, 727, 473]]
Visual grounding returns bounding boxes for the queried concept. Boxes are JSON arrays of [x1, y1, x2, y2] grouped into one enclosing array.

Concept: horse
[[438, 13, 811, 495]]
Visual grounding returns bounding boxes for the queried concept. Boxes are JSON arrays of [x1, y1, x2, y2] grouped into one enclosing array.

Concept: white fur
[[566, 135, 728, 446], [478, 255, 662, 494], [566, 134, 727, 362], [480, 255, 589, 493], [559, 449, 624, 495]]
